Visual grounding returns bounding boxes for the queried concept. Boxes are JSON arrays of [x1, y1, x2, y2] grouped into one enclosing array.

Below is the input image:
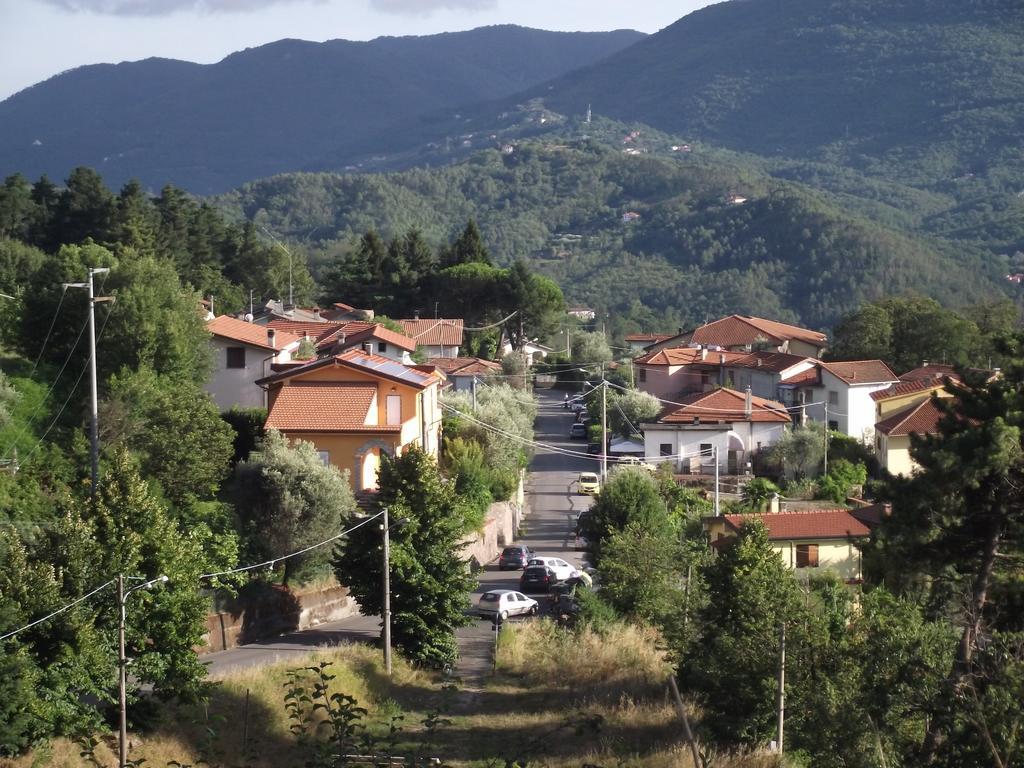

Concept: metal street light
[[380, 508, 410, 676], [117, 573, 168, 768]]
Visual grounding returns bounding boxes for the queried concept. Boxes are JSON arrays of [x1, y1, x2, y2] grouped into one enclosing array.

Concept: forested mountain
[[217, 138, 1010, 331], [0, 26, 643, 194]]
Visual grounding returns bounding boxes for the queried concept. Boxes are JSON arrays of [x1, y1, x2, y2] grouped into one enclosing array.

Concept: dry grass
[[6, 627, 786, 768]]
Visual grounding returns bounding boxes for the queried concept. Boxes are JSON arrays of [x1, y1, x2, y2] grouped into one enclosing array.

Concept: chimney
[[701, 347, 707, 361], [267, 328, 277, 349], [745, 386, 753, 418], [756, 358, 762, 367], [883, 502, 893, 518], [313, 308, 321, 321], [413, 310, 420, 320], [922, 360, 929, 368], [769, 492, 780, 514], [362, 342, 372, 354], [719, 353, 725, 365]]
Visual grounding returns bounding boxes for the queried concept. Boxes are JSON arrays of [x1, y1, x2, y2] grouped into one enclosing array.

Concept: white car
[[477, 590, 539, 620], [526, 556, 579, 582]]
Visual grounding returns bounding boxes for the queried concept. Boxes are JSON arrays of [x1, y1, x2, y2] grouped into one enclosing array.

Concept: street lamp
[[380, 508, 410, 676], [117, 573, 168, 768]]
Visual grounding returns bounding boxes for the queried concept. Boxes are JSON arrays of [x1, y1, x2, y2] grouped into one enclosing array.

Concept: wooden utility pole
[[776, 622, 786, 754]]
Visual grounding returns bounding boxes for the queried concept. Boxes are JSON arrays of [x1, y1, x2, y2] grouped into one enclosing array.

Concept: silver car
[[477, 589, 539, 620]]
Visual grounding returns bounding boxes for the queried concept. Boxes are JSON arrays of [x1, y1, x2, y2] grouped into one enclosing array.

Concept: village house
[[257, 349, 443, 492], [634, 346, 747, 401], [499, 339, 552, 366], [205, 315, 302, 410], [567, 306, 596, 321], [398, 317, 464, 358], [641, 387, 791, 474], [646, 315, 828, 358], [871, 374, 958, 475], [426, 357, 502, 392], [703, 508, 880, 583], [624, 333, 673, 354]]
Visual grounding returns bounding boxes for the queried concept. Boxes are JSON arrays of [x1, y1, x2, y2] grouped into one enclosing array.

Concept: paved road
[[203, 387, 595, 680]]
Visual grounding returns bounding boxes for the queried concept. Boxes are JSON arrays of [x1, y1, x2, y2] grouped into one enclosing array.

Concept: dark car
[[498, 544, 533, 571], [519, 565, 557, 593]]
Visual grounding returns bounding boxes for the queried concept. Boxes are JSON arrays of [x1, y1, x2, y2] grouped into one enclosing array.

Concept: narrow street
[[202, 386, 595, 680]]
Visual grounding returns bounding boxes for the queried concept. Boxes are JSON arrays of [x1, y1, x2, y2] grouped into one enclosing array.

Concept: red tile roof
[[875, 398, 946, 437], [722, 509, 871, 540], [635, 347, 746, 366], [398, 318, 464, 347], [625, 333, 673, 343], [265, 382, 399, 433], [870, 378, 948, 402], [820, 360, 898, 385], [727, 351, 815, 374], [427, 357, 502, 376], [266, 319, 346, 341], [898, 364, 961, 382], [689, 315, 827, 349], [257, 348, 440, 390], [207, 315, 301, 350], [658, 387, 791, 424], [338, 324, 417, 352]]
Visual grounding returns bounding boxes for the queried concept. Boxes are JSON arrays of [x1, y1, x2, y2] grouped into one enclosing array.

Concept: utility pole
[[823, 402, 829, 476], [117, 575, 127, 768], [382, 506, 393, 676], [776, 621, 786, 754], [713, 445, 720, 517], [64, 267, 112, 497], [600, 378, 608, 480], [471, 376, 478, 413]]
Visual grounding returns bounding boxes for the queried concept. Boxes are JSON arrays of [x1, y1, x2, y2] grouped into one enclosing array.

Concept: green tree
[[765, 424, 825, 482], [440, 218, 491, 267], [598, 520, 685, 626], [681, 520, 803, 745], [571, 330, 613, 366], [607, 388, 661, 438], [500, 261, 565, 350], [740, 477, 780, 511], [828, 302, 892, 362], [233, 430, 356, 585], [818, 458, 867, 503], [333, 448, 475, 666], [580, 467, 670, 563]]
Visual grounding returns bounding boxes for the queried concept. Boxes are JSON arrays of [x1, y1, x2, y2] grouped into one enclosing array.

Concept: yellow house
[[704, 509, 876, 583], [258, 348, 443, 492], [871, 378, 954, 476]]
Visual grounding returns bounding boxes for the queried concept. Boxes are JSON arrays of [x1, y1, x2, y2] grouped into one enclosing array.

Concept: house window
[[829, 420, 839, 431], [317, 451, 330, 466], [386, 394, 402, 425], [378, 342, 387, 353], [226, 347, 246, 369], [639, 368, 647, 382], [828, 390, 839, 406], [796, 544, 819, 568], [659, 443, 673, 457], [700, 442, 713, 459]]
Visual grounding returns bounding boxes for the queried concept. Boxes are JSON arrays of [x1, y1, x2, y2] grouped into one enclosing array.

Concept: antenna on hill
[[585, 104, 592, 124]]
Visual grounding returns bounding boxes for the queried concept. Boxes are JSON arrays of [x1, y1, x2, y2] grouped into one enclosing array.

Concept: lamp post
[[117, 573, 168, 768]]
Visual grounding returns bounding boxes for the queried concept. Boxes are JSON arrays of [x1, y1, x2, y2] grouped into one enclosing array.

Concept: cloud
[[35, 0, 316, 16], [369, 0, 497, 16]]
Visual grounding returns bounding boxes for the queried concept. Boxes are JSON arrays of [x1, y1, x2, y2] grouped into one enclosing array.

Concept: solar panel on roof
[[343, 353, 430, 386]]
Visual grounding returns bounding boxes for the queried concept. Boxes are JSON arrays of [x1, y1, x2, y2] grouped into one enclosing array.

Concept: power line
[[199, 510, 385, 580], [0, 578, 117, 642]]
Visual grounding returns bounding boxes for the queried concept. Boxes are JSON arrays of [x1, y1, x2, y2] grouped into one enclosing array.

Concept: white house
[[398, 318, 464, 358], [801, 361, 899, 443], [641, 387, 791, 474], [205, 315, 302, 411], [499, 339, 552, 366], [722, 351, 819, 402], [426, 357, 502, 392]]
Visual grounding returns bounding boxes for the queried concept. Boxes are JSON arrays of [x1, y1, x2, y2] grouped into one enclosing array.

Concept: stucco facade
[[205, 317, 299, 411], [643, 420, 787, 473]]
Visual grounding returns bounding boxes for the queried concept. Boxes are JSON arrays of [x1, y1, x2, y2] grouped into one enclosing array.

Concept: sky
[[0, 0, 717, 101]]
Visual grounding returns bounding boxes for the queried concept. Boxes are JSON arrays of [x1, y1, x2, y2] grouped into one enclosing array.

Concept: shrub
[[819, 459, 868, 503], [741, 477, 781, 511]]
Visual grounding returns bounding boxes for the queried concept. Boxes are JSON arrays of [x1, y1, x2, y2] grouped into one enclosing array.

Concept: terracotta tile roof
[[820, 360, 898, 385], [870, 378, 948, 402], [625, 333, 673, 343], [689, 315, 827, 348], [314, 321, 376, 349], [207, 315, 301, 350], [727, 351, 815, 374], [428, 357, 502, 375], [898, 364, 962, 382], [398, 318, 463, 347], [635, 347, 746, 366], [722, 509, 871, 540], [257, 349, 440, 390], [875, 398, 946, 437], [779, 367, 821, 386], [265, 382, 399, 433], [658, 387, 791, 424], [338, 324, 417, 352], [266, 319, 346, 341]]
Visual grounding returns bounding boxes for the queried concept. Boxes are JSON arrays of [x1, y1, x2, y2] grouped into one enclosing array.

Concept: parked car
[[569, 400, 587, 413], [478, 589, 539, 620], [619, 456, 656, 471], [520, 565, 558, 593], [497, 544, 533, 570], [569, 423, 587, 439], [577, 472, 600, 496], [526, 556, 579, 582]]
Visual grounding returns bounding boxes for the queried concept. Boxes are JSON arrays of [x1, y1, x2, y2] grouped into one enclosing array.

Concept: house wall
[[774, 539, 862, 582], [806, 372, 894, 442], [787, 339, 825, 358], [877, 433, 915, 476], [875, 387, 950, 421], [206, 337, 296, 411], [642, 421, 787, 472], [637, 365, 711, 400], [421, 344, 459, 359], [725, 367, 780, 401]]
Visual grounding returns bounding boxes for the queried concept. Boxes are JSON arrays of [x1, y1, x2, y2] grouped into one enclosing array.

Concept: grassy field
[[4, 622, 783, 768]]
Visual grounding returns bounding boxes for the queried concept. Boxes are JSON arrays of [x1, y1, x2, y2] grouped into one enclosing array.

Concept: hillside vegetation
[[0, 26, 643, 194], [218, 139, 1008, 330]]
